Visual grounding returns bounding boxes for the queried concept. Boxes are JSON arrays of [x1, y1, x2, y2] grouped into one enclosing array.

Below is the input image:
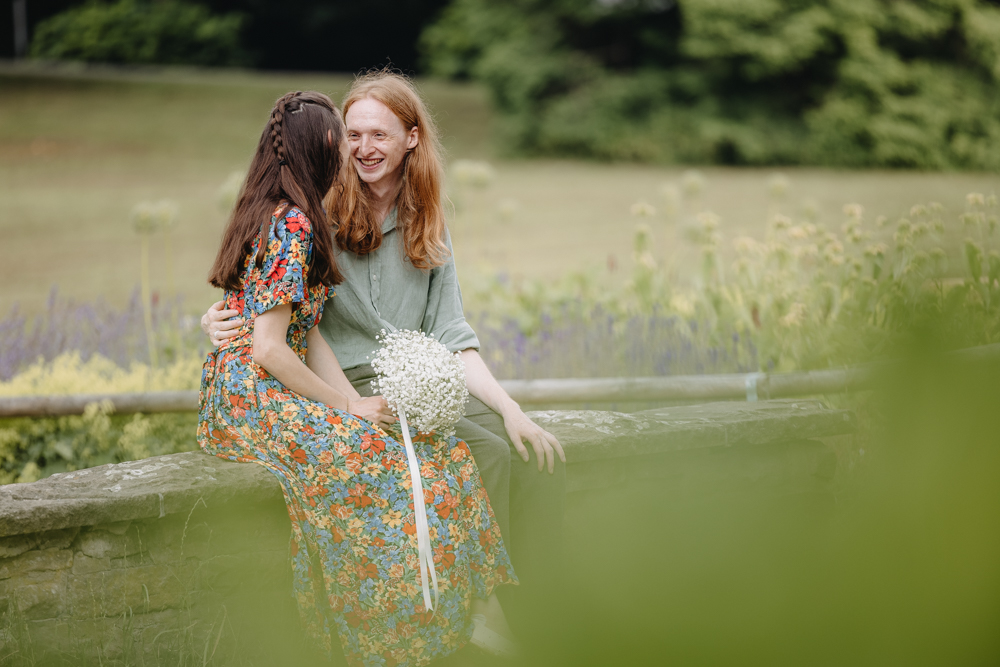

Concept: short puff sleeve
[[253, 207, 313, 314]]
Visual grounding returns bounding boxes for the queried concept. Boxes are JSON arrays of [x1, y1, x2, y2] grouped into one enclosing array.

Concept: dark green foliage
[[16, 0, 449, 72], [30, 0, 247, 67], [421, 0, 1000, 169]]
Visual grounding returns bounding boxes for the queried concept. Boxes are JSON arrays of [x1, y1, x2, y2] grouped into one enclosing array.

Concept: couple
[[198, 71, 565, 666]]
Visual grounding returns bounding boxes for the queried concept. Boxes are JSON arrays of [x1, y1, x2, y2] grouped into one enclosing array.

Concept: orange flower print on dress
[[197, 205, 515, 667]]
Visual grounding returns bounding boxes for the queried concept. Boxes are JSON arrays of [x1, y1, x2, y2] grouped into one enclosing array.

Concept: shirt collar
[[381, 207, 398, 234]]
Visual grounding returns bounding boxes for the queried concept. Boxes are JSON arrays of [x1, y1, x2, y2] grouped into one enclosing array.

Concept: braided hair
[[209, 91, 345, 291], [269, 91, 298, 167], [254, 91, 303, 267]]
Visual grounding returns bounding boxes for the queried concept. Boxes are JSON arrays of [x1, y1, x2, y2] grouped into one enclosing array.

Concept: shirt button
[[372, 274, 378, 281]]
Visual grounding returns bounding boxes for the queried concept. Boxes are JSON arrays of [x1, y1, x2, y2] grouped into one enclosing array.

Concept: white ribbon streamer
[[397, 404, 439, 613]]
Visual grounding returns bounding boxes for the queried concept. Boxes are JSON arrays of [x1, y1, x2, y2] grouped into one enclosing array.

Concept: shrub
[[0, 352, 202, 484], [30, 0, 248, 67], [0, 404, 199, 485], [4, 171, 999, 483], [421, 0, 1000, 169]]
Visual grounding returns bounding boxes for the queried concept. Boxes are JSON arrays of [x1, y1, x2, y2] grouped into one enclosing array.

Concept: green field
[[1, 62, 997, 317]]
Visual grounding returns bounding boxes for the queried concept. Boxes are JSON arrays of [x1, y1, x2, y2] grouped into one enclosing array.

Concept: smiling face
[[345, 97, 419, 199]]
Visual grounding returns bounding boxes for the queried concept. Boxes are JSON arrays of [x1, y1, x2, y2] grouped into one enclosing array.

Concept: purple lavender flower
[[0, 286, 209, 380]]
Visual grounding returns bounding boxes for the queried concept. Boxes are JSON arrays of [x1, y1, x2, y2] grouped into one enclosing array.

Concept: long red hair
[[209, 91, 344, 290], [333, 71, 449, 270]]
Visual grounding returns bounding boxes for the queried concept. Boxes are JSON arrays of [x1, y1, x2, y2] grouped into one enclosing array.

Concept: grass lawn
[[1, 61, 998, 317]]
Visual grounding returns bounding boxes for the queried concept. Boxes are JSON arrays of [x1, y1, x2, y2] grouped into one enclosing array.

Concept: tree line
[[7, 0, 1000, 169], [3, 0, 449, 72]]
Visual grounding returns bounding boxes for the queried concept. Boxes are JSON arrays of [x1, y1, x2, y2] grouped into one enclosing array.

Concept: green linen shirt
[[318, 209, 480, 370]]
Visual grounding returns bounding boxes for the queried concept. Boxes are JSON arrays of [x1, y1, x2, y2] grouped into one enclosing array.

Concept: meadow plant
[[0, 352, 203, 484], [131, 201, 163, 367], [0, 351, 202, 397], [465, 174, 1000, 376], [471, 308, 758, 380]]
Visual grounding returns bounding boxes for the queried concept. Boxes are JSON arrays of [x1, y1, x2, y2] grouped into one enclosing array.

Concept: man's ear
[[326, 128, 333, 148], [407, 126, 419, 151]]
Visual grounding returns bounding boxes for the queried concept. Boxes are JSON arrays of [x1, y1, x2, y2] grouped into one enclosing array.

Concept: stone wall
[[0, 400, 855, 664]]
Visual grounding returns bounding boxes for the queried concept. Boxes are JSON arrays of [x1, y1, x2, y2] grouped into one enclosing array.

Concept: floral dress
[[197, 204, 516, 667]]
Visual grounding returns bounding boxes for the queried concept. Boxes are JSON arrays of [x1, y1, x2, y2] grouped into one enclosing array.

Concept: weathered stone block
[[67, 563, 194, 619], [77, 526, 143, 560], [96, 519, 133, 535], [527, 400, 855, 462], [0, 547, 73, 583], [0, 533, 38, 559], [72, 553, 112, 575], [0, 527, 80, 561], [38, 526, 80, 551], [5, 570, 68, 620]]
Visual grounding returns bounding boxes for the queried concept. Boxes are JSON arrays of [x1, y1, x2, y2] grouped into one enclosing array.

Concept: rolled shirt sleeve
[[422, 230, 480, 353]]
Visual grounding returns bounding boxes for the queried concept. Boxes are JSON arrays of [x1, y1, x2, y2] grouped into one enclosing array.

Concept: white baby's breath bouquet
[[370, 328, 469, 613], [371, 329, 468, 437]]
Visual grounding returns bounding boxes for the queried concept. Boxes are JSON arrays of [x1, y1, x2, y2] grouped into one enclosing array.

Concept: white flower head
[[630, 201, 657, 217], [371, 329, 468, 437]]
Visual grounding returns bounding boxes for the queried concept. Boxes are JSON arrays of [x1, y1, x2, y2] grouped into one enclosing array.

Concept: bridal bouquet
[[371, 329, 468, 437], [370, 329, 469, 612]]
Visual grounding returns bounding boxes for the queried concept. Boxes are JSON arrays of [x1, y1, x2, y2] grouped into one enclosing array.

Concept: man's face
[[345, 98, 418, 190]]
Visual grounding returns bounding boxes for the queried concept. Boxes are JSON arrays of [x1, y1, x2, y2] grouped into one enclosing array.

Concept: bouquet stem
[[398, 405, 439, 613]]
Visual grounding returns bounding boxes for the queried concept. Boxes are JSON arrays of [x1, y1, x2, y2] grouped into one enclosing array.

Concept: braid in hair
[[269, 91, 301, 166], [257, 91, 303, 265]]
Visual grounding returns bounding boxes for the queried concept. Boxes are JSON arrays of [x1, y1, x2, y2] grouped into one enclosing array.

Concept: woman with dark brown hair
[[198, 90, 517, 666]]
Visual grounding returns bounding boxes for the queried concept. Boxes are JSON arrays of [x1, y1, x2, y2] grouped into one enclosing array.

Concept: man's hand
[[348, 395, 397, 430], [202, 300, 245, 348], [503, 408, 565, 474], [461, 348, 566, 474]]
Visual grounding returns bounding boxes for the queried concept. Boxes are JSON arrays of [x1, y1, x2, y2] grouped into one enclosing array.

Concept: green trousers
[[345, 365, 565, 636]]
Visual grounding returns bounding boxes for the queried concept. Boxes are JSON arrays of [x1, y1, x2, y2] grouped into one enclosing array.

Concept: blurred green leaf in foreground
[[514, 326, 1000, 666]]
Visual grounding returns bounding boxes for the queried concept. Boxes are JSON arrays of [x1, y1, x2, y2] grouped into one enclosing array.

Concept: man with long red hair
[[204, 70, 565, 651]]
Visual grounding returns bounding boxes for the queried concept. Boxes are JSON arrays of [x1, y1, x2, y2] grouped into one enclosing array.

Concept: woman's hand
[[348, 395, 397, 429], [202, 300, 245, 348], [502, 408, 565, 474]]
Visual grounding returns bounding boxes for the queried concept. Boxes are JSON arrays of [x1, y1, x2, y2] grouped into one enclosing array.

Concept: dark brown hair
[[209, 91, 344, 291], [331, 70, 449, 270]]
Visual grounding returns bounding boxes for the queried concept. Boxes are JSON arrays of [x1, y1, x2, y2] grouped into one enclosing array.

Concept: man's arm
[[461, 349, 565, 474], [417, 234, 563, 471]]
